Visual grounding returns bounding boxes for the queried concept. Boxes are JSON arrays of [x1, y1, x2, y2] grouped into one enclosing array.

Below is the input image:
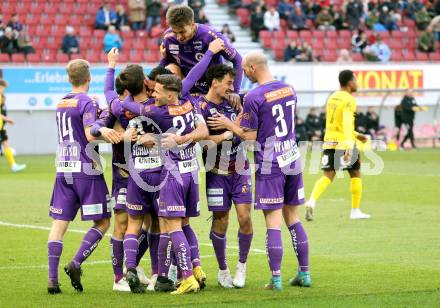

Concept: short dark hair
[[115, 74, 125, 95], [148, 66, 172, 80], [119, 64, 144, 96], [339, 70, 355, 87], [155, 74, 182, 93], [166, 5, 194, 28], [0, 79, 8, 87], [205, 64, 236, 87]]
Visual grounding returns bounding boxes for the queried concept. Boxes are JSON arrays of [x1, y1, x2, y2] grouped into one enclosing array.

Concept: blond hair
[[66, 59, 90, 87]]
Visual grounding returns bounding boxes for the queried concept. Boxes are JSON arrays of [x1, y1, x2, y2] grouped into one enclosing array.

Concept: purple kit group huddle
[[47, 5, 310, 295]]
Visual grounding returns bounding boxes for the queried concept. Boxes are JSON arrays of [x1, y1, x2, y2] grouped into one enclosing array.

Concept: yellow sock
[[350, 177, 362, 209], [310, 176, 332, 202], [4, 146, 16, 168]]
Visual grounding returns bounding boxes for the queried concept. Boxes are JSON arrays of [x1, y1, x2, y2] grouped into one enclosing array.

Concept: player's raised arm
[[104, 48, 119, 104], [218, 32, 243, 93]]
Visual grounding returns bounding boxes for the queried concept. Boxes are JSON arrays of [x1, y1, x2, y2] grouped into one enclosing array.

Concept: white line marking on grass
[[0, 221, 266, 254]]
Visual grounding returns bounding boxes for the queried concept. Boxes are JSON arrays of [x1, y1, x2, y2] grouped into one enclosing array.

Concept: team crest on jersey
[[124, 110, 136, 119], [242, 185, 248, 193], [169, 44, 179, 50], [195, 52, 204, 61], [144, 105, 151, 113], [200, 102, 207, 110], [193, 41, 203, 50], [209, 108, 219, 116], [242, 112, 250, 120]]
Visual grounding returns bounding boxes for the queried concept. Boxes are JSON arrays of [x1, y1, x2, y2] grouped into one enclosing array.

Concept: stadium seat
[[339, 30, 352, 39], [311, 30, 325, 40], [391, 50, 403, 61], [403, 51, 416, 61], [0, 54, 11, 63], [273, 48, 284, 61], [27, 54, 41, 63], [352, 53, 363, 61], [415, 52, 429, 61], [287, 31, 298, 39], [93, 30, 106, 39], [236, 8, 250, 27], [429, 53, 440, 61], [122, 30, 134, 39], [273, 31, 285, 40], [12, 54, 26, 62], [150, 26, 164, 38], [391, 30, 403, 39], [299, 31, 312, 39], [56, 53, 69, 63]]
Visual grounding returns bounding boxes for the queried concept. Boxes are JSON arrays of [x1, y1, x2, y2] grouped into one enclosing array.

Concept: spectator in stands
[[355, 111, 367, 134], [418, 27, 435, 52], [115, 5, 130, 31], [278, 0, 294, 20], [345, 0, 363, 30], [250, 6, 266, 42], [315, 7, 336, 31], [365, 9, 380, 29], [62, 26, 80, 55], [283, 41, 301, 62], [302, 0, 321, 20], [189, 0, 205, 9], [0, 27, 19, 54], [195, 9, 209, 24], [0, 14, 6, 38], [221, 24, 235, 43], [145, 0, 162, 34], [429, 15, 440, 41], [400, 90, 428, 149], [95, 2, 118, 30], [333, 9, 350, 30], [104, 25, 123, 53], [366, 106, 379, 138], [17, 31, 34, 55], [289, 6, 308, 30], [352, 30, 368, 53], [295, 117, 309, 142], [378, 6, 399, 31], [296, 41, 314, 62], [305, 108, 323, 141], [337, 49, 353, 63], [415, 7, 432, 30], [405, 0, 425, 20], [264, 6, 280, 32], [128, 0, 146, 31], [364, 36, 391, 62], [6, 14, 23, 33]]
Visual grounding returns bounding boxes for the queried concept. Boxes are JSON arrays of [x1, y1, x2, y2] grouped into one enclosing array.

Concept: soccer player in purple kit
[[199, 64, 253, 289], [209, 52, 311, 291], [160, 5, 243, 94], [47, 59, 121, 294], [122, 75, 209, 294]]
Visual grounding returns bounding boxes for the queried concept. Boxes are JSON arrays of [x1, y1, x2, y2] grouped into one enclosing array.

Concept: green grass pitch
[[0, 150, 439, 307]]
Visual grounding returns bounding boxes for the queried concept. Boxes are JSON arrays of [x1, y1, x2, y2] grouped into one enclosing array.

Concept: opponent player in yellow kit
[[305, 70, 370, 221]]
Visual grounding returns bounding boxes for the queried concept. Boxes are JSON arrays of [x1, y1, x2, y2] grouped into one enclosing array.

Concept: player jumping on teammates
[[0, 79, 26, 172], [47, 59, 121, 294], [209, 52, 311, 291], [305, 70, 370, 221], [200, 64, 253, 289]]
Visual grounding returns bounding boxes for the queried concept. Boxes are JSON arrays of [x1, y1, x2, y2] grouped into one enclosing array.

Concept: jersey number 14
[[56, 112, 74, 143]]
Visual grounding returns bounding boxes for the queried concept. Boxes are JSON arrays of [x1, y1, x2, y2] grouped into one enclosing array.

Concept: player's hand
[[107, 48, 119, 68], [138, 133, 157, 148], [343, 148, 353, 164], [159, 43, 166, 58], [207, 113, 232, 131], [357, 134, 368, 143], [124, 127, 138, 142], [208, 38, 225, 54], [161, 133, 184, 149], [99, 127, 122, 144], [4, 117, 15, 125], [421, 106, 428, 111], [226, 93, 242, 111]]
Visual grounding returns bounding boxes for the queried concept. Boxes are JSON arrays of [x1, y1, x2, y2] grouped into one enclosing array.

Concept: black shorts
[[321, 148, 361, 171], [0, 129, 8, 143]]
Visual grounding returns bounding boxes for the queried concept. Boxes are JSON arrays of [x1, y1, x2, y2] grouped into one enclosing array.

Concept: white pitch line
[[0, 221, 266, 254]]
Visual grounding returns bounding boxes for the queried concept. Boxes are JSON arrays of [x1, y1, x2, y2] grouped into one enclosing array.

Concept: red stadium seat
[[391, 50, 403, 61], [56, 53, 69, 63], [299, 30, 312, 39], [150, 26, 163, 38], [121, 30, 134, 39], [403, 51, 416, 61], [339, 30, 352, 39], [391, 30, 403, 39], [287, 31, 298, 39], [312, 30, 325, 40], [0, 54, 11, 63], [135, 30, 148, 38], [389, 40, 403, 49], [378, 32, 390, 40], [26, 53, 41, 63], [236, 8, 250, 27], [273, 48, 284, 61], [352, 53, 364, 61], [93, 30, 106, 39], [273, 31, 285, 40], [429, 53, 440, 61], [415, 52, 429, 61], [12, 54, 26, 62]]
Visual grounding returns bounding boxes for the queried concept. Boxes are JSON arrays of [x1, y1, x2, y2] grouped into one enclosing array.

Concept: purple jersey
[[197, 96, 248, 174], [240, 81, 300, 176], [160, 24, 242, 94], [123, 95, 203, 174], [55, 93, 102, 178]]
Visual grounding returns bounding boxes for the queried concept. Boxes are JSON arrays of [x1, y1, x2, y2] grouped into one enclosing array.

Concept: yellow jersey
[[323, 90, 359, 150], [0, 95, 3, 129]]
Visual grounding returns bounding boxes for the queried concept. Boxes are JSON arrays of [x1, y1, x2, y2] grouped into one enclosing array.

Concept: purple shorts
[[112, 179, 128, 212], [206, 171, 252, 212], [49, 176, 111, 221], [126, 172, 161, 216], [254, 173, 305, 210], [158, 172, 200, 218]]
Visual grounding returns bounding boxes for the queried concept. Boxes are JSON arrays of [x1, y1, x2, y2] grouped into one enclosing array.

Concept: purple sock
[[136, 228, 149, 266], [148, 233, 160, 275], [170, 230, 193, 279], [182, 224, 201, 267], [288, 222, 309, 272], [48, 241, 63, 282], [72, 227, 103, 268], [238, 232, 253, 264], [123, 233, 138, 270], [210, 231, 227, 270], [110, 237, 124, 282], [266, 229, 283, 277], [158, 234, 172, 277]]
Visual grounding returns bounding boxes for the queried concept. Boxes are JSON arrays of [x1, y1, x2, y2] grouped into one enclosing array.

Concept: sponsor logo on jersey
[[169, 44, 179, 50], [50, 206, 63, 214], [126, 203, 143, 211], [168, 100, 193, 115], [82, 203, 104, 215], [167, 205, 185, 212], [193, 40, 203, 50], [57, 98, 78, 108], [207, 188, 223, 195], [264, 87, 294, 102], [259, 197, 284, 204]]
